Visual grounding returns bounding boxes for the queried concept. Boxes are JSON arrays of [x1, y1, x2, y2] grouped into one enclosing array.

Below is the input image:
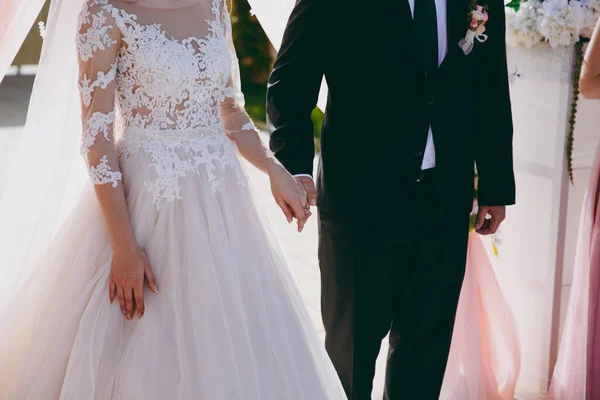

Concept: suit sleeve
[[475, 0, 516, 206], [267, 0, 327, 176]]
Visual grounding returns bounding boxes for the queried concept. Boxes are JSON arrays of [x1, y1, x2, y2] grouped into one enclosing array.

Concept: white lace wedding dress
[[0, 1, 346, 398]]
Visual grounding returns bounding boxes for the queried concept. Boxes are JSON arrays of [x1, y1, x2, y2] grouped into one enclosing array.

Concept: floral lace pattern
[[79, 63, 117, 107], [90, 155, 123, 188], [118, 127, 243, 208], [242, 122, 258, 132], [77, 3, 118, 62], [80, 110, 123, 187], [77, 0, 253, 208]]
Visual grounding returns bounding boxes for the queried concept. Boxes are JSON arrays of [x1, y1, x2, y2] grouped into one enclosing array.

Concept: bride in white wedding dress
[[0, 0, 347, 398]]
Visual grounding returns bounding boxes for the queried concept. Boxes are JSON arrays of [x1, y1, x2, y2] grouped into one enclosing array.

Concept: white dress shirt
[[409, 0, 447, 170], [295, 0, 448, 180]]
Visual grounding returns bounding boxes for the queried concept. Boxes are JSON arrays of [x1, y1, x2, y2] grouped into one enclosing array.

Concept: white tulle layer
[[0, 148, 346, 400]]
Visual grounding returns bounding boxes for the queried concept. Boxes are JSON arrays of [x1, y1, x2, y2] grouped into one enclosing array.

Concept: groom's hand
[[475, 205, 506, 235], [295, 176, 317, 207]]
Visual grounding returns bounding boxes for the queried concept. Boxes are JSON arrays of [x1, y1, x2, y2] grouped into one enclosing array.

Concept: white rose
[[472, 10, 484, 21], [476, 24, 487, 34]]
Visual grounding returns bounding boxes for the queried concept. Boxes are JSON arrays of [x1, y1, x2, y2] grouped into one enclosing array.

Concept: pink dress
[[441, 232, 521, 400], [549, 146, 600, 399]]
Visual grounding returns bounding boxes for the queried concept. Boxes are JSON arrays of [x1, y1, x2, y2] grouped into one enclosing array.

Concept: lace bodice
[[76, 0, 256, 208]]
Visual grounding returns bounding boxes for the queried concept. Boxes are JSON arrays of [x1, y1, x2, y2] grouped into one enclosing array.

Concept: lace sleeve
[[220, 5, 259, 137], [76, 1, 122, 188]]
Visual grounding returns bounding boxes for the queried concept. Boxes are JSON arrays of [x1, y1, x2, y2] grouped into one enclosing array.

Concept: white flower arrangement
[[505, 0, 599, 48], [506, 0, 544, 47], [582, 0, 600, 36]]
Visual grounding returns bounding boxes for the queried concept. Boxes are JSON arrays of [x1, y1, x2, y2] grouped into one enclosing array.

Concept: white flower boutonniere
[[459, 2, 489, 55]]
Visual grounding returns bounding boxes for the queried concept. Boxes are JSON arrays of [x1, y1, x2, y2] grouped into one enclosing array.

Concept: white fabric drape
[[0, 0, 90, 307]]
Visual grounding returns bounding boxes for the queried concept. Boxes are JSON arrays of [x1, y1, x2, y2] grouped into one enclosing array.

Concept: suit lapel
[[440, 0, 470, 69]]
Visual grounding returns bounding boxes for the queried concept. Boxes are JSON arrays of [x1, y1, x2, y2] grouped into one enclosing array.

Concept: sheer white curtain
[[0, 0, 89, 307]]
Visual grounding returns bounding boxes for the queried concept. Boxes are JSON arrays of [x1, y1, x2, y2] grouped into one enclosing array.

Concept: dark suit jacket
[[267, 0, 516, 230]]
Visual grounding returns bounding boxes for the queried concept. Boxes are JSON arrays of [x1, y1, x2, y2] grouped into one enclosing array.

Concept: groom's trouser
[[318, 174, 469, 400]]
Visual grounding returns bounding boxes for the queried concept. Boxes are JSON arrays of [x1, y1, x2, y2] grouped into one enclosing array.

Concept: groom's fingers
[[476, 206, 505, 235], [487, 207, 506, 234], [475, 206, 489, 230], [296, 177, 317, 206], [476, 220, 492, 235], [487, 216, 501, 234]]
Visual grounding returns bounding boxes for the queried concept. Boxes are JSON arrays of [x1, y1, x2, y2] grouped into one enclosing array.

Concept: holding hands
[[268, 164, 315, 232]]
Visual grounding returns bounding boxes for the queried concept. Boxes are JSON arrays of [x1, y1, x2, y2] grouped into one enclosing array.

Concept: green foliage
[[311, 108, 324, 150], [505, 0, 522, 12], [567, 41, 586, 184], [230, 0, 274, 124], [469, 213, 478, 232], [230, 0, 325, 143]]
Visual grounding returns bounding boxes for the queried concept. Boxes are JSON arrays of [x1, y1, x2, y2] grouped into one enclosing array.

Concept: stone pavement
[[0, 75, 387, 399]]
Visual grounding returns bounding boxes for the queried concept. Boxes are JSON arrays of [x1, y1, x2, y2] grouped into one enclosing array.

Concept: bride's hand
[[268, 164, 312, 232], [109, 245, 159, 320]]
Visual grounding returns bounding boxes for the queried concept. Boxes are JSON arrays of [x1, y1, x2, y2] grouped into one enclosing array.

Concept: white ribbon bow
[[458, 30, 488, 55]]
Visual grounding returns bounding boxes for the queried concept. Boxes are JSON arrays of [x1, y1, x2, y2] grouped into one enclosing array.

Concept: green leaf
[[505, 0, 522, 11]]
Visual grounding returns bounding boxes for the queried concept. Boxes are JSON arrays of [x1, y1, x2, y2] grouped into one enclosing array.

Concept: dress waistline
[[120, 125, 226, 142]]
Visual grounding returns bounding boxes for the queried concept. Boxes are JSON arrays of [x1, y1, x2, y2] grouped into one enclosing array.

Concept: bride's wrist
[[265, 158, 285, 177], [109, 231, 139, 254]]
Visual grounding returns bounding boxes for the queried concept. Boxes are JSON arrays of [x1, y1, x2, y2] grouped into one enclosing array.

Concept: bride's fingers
[[144, 264, 159, 294], [109, 279, 117, 303], [275, 198, 293, 223], [117, 285, 127, 316], [134, 284, 145, 318], [124, 287, 134, 320], [288, 199, 308, 232]]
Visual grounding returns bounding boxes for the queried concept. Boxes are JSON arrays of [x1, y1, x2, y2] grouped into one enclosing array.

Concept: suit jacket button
[[415, 150, 424, 157], [428, 96, 435, 105]]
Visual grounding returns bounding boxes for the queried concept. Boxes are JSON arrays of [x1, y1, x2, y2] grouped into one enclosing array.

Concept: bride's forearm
[[581, 21, 600, 98], [93, 185, 138, 253], [230, 131, 283, 175]]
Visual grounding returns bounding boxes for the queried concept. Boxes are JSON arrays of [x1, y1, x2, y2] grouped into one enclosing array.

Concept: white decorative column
[[498, 44, 575, 400]]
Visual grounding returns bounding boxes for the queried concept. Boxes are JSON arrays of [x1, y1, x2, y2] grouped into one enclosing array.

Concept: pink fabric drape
[[548, 146, 600, 400], [441, 232, 521, 400]]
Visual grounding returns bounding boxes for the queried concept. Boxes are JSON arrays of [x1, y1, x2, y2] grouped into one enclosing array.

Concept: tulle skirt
[[0, 147, 346, 399], [440, 233, 521, 400]]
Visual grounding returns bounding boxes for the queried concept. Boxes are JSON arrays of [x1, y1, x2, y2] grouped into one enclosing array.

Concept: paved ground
[[0, 75, 387, 398]]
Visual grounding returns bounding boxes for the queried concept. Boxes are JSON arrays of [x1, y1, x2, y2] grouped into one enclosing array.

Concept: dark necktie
[[414, 0, 439, 74]]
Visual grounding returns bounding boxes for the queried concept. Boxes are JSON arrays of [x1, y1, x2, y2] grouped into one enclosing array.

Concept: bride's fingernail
[[153, 285, 159, 294]]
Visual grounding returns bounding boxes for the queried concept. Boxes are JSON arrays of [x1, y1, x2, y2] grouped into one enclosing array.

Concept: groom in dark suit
[[267, 0, 515, 398]]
